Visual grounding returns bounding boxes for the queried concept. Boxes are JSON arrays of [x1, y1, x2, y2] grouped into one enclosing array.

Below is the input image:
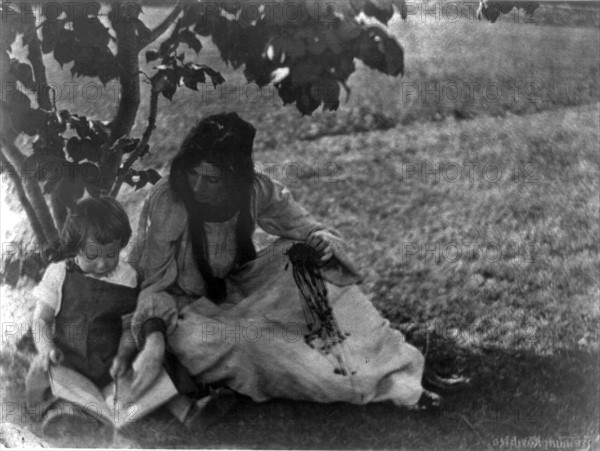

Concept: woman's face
[[187, 161, 226, 205]]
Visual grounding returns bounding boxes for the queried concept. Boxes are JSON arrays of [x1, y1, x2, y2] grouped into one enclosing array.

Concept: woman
[[128, 112, 440, 412]]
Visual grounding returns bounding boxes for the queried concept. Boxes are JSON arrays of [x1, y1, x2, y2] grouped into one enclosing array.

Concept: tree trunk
[[1, 138, 60, 245], [0, 151, 46, 246], [110, 9, 141, 140]]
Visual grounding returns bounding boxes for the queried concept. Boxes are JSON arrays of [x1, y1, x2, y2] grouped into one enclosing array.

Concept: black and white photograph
[[0, 0, 598, 449]]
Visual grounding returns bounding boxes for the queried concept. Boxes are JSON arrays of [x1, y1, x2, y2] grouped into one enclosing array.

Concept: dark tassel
[[285, 243, 354, 377]]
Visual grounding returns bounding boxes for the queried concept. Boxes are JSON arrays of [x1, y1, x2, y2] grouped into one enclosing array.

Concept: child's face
[[76, 238, 121, 277]]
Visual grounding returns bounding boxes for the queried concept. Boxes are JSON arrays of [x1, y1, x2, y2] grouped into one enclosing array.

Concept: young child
[[25, 196, 139, 438]]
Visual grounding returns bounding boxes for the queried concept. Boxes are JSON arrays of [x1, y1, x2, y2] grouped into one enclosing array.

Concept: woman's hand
[[127, 332, 165, 404], [307, 230, 335, 264], [37, 344, 63, 371]]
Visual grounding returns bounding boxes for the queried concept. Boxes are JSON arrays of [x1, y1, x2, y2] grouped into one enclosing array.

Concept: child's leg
[[41, 400, 110, 439]]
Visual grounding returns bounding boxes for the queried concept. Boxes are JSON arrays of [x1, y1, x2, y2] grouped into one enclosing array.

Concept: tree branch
[[109, 7, 141, 140], [141, 0, 183, 49], [110, 88, 159, 197], [24, 24, 51, 110]]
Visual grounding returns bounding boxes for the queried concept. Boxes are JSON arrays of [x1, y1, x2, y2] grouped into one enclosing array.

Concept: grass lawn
[[1, 3, 599, 449]]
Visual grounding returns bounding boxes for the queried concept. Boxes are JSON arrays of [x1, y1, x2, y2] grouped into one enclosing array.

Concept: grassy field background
[[1, 2, 599, 449]]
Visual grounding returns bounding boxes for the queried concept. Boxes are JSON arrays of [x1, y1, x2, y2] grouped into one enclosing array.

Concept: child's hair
[[61, 197, 132, 258]]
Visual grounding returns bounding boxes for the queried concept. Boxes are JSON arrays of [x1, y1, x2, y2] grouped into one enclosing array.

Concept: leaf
[[363, 0, 395, 24], [124, 171, 137, 187], [69, 114, 91, 138], [146, 50, 159, 63], [66, 137, 103, 162], [357, 27, 403, 76], [159, 36, 179, 58], [151, 68, 178, 100], [310, 77, 341, 111], [9, 59, 35, 91], [89, 120, 111, 145], [42, 2, 63, 21], [73, 17, 110, 48], [296, 86, 321, 116], [306, 33, 328, 56], [323, 29, 343, 54], [41, 19, 65, 54], [96, 55, 119, 84], [271, 67, 290, 84], [179, 29, 203, 53], [277, 79, 302, 105], [145, 169, 162, 185], [55, 166, 86, 208], [290, 59, 321, 85], [330, 52, 355, 82], [200, 66, 225, 87], [181, 2, 204, 27], [193, 12, 219, 37], [282, 35, 306, 59], [134, 171, 149, 191], [181, 63, 206, 90], [383, 33, 404, 76], [80, 162, 103, 198], [53, 29, 76, 67]]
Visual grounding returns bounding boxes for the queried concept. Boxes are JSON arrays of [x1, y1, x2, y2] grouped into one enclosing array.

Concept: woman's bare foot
[[423, 370, 471, 393], [406, 389, 443, 411]]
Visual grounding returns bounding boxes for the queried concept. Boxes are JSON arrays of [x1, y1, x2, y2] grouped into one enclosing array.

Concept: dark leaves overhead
[[38, 7, 118, 84], [9, 59, 35, 91], [177, 0, 408, 114], [179, 29, 203, 53], [146, 50, 160, 63], [124, 169, 162, 191], [478, 1, 540, 23], [152, 68, 178, 100]]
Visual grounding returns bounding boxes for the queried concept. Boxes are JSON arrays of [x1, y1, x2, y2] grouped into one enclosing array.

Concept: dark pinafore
[[55, 260, 139, 386], [25, 260, 139, 413]]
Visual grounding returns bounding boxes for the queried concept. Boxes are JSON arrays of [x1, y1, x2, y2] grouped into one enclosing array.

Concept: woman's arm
[[109, 315, 138, 380], [128, 181, 188, 400], [254, 172, 327, 240], [254, 173, 362, 285], [131, 180, 187, 347]]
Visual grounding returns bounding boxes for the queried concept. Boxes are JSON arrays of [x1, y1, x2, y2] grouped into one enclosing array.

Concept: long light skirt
[[162, 240, 424, 406]]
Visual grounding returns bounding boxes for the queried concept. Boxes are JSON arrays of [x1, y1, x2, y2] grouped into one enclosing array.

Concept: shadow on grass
[[118, 334, 599, 450], [3, 331, 598, 449]]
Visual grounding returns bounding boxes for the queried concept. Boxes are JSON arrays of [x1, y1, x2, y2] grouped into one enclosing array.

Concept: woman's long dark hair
[[169, 113, 257, 302]]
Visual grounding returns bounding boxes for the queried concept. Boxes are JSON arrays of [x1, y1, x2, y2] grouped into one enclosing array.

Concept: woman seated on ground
[[127, 112, 443, 417]]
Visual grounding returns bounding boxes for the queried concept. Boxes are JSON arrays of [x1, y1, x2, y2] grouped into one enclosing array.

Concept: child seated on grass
[[25, 196, 139, 439]]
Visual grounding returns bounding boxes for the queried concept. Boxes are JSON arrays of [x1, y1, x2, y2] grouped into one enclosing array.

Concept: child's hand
[[109, 354, 131, 381], [37, 345, 63, 371]]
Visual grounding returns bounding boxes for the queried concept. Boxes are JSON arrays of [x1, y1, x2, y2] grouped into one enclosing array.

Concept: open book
[[48, 365, 177, 429]]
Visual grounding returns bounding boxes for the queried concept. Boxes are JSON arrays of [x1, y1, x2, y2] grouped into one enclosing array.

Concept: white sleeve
[[31, 262, 66, 316], [114, 261, 138, 288]]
